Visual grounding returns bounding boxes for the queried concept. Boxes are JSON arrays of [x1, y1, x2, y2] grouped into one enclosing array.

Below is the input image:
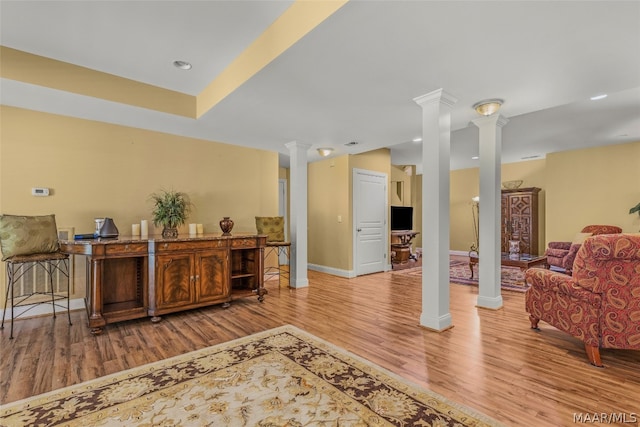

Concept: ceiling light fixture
[[412, 137, 422, 143], [472, 98, 503, 116], [173, 60, 192, 70], [590, 94, 607, 101], [317, 147, 334, 157], [471, 156, 479, 160]]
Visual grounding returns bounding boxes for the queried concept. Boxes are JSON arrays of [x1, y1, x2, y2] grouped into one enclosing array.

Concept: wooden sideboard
[[501, 187, 541, 255], [60, 233, 266, 334]]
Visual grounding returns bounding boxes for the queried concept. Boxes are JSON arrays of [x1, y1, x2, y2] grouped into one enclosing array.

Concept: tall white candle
[[189, 223, 197, 235], [141, 219, 149, 236]]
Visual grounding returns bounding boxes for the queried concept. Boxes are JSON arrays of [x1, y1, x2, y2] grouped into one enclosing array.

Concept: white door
[[353, 169, 387, 275]]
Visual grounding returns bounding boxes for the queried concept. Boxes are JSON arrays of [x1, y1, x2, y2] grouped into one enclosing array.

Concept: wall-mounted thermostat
[[32, 187, 50, 196]]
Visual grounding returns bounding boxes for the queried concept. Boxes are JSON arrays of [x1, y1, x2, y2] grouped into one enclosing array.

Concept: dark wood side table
[[391, 230, 419, 266], [468, 253, 548, 280]]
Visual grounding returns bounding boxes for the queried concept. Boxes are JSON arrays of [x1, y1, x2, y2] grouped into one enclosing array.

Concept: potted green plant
[[630, 202, 640, 231], [149, 189, 193, 238]]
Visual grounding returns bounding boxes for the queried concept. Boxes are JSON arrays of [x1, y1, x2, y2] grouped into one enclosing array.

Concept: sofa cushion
[[0, 214, 59, 261]]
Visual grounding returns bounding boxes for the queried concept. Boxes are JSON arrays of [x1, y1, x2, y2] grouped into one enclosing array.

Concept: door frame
[[352, 168, 388, 276]]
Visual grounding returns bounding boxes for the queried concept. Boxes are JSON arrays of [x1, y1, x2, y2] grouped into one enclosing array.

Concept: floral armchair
[[545, 225, 622, 274], [525, 233, 640, 366]]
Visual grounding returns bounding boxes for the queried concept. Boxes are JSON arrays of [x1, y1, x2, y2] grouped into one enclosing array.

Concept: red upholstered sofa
[[525, 233, 640, 367], [545, 225, 622, 275]]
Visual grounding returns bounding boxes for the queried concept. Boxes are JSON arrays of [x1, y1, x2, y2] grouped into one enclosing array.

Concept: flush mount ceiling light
[[173, 60, 192, 70], [473, 98, 503, 116], [590, 94, 608, 101], [412, 137, 422, 143], [317, 147, 334, 157]]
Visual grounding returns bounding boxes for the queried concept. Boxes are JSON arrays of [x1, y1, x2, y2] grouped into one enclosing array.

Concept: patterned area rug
[[1, 325, 503, 426], [395, 259, 530, 293]]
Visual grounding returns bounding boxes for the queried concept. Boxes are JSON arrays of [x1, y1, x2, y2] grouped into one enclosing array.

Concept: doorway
[[353, 169, 388, 275]]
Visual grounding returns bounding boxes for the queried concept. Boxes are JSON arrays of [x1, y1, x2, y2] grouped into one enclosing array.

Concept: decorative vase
[[162, 227, 178, 238], [99, 217, 119, 238], [219, 217, 234, 236], [508, 239, 520, 259]]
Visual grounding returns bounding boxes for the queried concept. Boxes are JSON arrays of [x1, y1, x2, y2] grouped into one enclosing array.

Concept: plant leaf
[[630, 202, 640, 215]]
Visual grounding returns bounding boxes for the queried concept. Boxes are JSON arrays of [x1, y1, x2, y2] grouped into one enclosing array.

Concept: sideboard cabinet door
[[155, 253, 195, 311], [195, 248, 229, 304]]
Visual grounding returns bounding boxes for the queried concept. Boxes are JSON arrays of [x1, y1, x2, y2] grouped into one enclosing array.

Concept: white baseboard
[[450, 250, 470, 257], [0, 297, 85, 321], [308, 263, 356, 278]]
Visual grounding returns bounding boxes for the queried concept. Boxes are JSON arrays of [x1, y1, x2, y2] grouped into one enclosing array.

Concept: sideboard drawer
[[105, 243, 148, 256], [156, 240, 226, 252], [231, 238, 260, 248]]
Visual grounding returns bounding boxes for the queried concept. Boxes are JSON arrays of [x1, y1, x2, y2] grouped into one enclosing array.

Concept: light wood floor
[[1, 268, 639, 426]]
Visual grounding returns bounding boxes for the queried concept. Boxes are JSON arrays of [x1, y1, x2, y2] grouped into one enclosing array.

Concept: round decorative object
[[219, 217, 234, 236], [502, 180, 523, 190], [162, 227, 178, 238]]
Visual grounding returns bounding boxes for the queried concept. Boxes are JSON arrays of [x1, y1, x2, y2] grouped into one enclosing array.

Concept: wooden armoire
[[501, 187, 541, 255]]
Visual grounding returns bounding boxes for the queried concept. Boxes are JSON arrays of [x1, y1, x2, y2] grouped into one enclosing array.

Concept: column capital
[[471, 114, 509, 129], [285, 141, 313, 151], [413, 89, 458, 109]]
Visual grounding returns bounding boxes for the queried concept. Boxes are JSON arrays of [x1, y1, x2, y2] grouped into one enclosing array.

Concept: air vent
[[345, 141, 359, 146]]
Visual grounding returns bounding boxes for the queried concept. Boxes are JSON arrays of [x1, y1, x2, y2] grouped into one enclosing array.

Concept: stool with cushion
[[255, 216, 290, 287], [0, 214, 71, 339]]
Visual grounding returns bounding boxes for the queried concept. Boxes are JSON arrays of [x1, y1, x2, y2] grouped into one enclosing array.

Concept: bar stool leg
[[1, 263, 12, 332], [43, 260, 57, 319], [62, 258, 72, 326]]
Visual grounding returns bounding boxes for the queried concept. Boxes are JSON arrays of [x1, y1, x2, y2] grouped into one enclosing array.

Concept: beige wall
[[0, 106, 279, 304], [422, 158, 548, 253], [308, 148, 390, 272], [545, 141, 640, 241], [390, 165, 412, 207]]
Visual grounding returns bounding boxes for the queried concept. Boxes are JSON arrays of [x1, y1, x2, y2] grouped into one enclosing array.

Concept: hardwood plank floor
[[1, 268, 639, 426]]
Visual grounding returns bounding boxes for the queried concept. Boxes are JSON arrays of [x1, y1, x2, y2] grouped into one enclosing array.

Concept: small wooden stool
[[1, 252, 72, 339]]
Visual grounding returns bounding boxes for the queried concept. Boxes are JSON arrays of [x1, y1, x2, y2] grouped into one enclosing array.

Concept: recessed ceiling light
[[590, 94, 607, 101], [471, 156, 479, 160], [173, 60, 192, 70], [412, 137, 422, 143]]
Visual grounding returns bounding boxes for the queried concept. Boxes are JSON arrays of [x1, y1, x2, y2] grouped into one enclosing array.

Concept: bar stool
[[0, 214, 72, 339], [255, 216, 290, 287], [2, 252, 71, 339]]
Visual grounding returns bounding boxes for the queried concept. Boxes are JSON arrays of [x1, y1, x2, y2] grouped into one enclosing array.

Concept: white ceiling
[[1, 1, 639, 171]]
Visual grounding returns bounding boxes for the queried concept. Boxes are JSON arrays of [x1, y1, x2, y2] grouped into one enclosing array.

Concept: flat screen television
[[391, 206, 413, 231]]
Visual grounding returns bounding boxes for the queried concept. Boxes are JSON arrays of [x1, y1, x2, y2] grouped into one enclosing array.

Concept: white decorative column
[[413, 89, 457, 331], [285, 141, 311, 288], [472, 114, 508, 309]]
